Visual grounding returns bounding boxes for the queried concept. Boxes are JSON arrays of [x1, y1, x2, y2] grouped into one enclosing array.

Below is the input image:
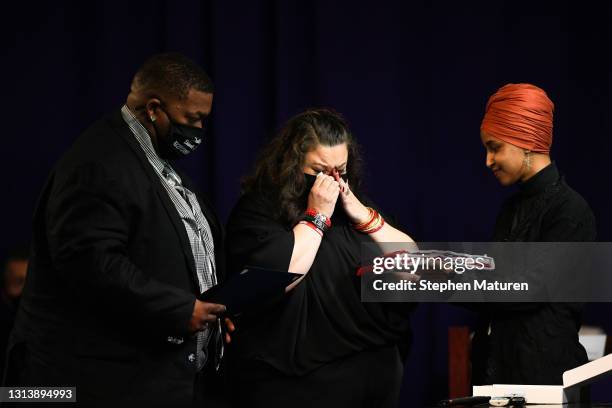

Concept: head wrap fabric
[[480, 83, 554, 154]]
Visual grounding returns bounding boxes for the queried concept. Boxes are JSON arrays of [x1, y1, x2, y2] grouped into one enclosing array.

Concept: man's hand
[[188, 299, 226, 333], [223, 317, 236, 344]]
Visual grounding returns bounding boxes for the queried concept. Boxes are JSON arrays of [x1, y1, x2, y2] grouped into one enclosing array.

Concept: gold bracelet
[[362, 213, 382, 233], [353, 207, 376, 230]]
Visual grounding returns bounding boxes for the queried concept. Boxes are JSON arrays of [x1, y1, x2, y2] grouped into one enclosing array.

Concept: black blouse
[[493, 162, 596, 242], [471, 162, 597, 385], [225, 192, 413, 378]]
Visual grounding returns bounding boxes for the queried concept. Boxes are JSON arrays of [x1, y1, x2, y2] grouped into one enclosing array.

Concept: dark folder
[[199, 266, 302, 316]]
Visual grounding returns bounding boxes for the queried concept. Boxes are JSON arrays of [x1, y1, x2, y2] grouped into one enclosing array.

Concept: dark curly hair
[[243, 108, 363, 226], [132, 52, 214, 99]]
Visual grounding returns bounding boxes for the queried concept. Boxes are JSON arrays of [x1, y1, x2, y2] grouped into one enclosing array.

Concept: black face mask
[[303, 172, 348, 190], [156, 109, 205, 160], [304, 173, 318, 191], [303, 173, 348, 216]]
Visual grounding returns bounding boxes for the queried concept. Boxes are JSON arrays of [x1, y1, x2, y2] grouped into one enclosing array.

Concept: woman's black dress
[[471, 162, 596, 385], [224, 192, 413, 408]]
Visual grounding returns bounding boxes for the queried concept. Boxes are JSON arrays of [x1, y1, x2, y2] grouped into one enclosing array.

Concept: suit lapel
[[106, 110, 201, 290]]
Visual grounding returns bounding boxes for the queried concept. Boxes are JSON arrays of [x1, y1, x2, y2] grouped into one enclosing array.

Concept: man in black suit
[[5, 53, 234, 407]]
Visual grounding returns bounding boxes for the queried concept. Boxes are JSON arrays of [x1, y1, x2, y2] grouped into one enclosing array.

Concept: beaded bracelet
[[302, 208, 331, 232], [304, 208, 332, 229]]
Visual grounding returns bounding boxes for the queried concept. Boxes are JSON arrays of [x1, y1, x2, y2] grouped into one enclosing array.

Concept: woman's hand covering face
[[332, 169, 370, 224], [307, 173, 340, 218]]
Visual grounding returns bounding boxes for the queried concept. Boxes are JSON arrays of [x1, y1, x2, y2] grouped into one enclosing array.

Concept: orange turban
[[480, 83, 554, 154]]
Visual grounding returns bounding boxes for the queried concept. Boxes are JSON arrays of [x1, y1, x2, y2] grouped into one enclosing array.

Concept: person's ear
[[145, 98, 162, 123]]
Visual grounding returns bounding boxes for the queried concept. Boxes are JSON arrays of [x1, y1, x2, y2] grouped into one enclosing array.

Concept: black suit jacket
[[5, 110, 225, 407]]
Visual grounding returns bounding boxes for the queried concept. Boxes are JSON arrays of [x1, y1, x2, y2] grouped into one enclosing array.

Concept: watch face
[[311, 213, 329, 230], [316, 214, 330, 225]]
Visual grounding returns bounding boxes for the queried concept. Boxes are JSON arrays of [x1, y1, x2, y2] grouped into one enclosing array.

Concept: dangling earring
[[150, 115, 156, 122], [524, 150, 531, 171]]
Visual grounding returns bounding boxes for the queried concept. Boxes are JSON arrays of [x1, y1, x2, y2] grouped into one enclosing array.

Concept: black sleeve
[[540, 212, 596, 242], [462, 198, 597, 313], [226, 194, 295, 276], [46, 162, 195, 335]]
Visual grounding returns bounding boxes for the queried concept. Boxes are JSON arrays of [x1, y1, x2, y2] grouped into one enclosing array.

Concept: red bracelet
[[365, 217, 385, 234], [303, 208, 331, 229], [353, 207, 385, 234], [353, 208, 378, 231]]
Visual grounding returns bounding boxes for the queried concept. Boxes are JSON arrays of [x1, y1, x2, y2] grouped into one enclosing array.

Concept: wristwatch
[[310, 212, 330, 231]]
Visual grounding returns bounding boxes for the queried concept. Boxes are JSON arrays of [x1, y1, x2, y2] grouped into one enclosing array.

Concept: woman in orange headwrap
[[481, 83, 554, 186], [472, 83, 596, 385]]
